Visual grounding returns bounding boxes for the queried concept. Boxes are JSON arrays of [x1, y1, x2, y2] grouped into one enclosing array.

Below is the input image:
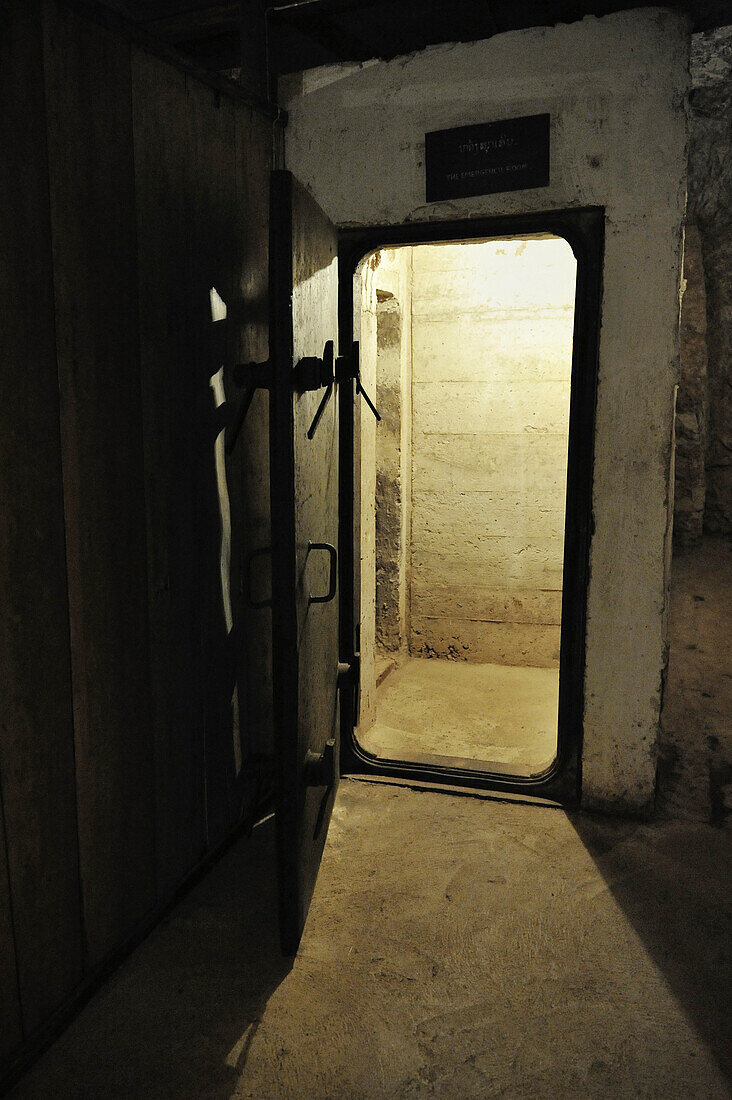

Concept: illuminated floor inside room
[[359, 656, 559, 774]]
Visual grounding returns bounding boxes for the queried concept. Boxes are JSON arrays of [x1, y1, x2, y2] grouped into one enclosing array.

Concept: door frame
[[338, 207, 604, 805]]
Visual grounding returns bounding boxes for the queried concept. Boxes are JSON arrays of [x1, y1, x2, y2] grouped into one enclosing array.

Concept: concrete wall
[[674, 223, 709, 548], [375, 296, 403, 648], [282, 8, 690, 814], [408, 238, 574, 667], [374, 250, 413, 654], [687, 25, 732, 534], [358, 248, 412, 731]]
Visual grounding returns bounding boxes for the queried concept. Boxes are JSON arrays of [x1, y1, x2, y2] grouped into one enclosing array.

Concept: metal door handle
[[335, 342, 380, 423], [307, 541, 337, 604], [307, 382, 334, 439], [356, 376, 380, 421]]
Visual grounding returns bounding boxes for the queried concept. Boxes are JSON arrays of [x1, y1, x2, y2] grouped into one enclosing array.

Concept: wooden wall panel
[[131, 51, 275, 885], [43, 2, 156, 967], [0, 811, 21, 1062], [0, 805, 21, 1060], [131, 51, 208, 896], [231, 108, 275, 776], [0, 0, 83, 1035], [186, 78, 242, 848], [1, 1, 274, 1076]]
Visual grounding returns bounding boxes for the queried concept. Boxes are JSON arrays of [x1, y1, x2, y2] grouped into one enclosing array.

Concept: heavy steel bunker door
[[269, 171, 340, 955]]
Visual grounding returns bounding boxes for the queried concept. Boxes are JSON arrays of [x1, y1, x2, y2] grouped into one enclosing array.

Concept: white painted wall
[[282, 8, 690, 814]]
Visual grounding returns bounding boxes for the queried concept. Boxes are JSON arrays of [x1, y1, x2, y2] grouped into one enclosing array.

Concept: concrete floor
[[360, 657, 558, 774], [9, 538, 732, 1099]]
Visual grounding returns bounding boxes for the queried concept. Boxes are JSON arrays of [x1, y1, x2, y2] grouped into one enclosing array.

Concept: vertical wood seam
[[0, 771, 23, 1041], [0, 0, 44, 1039], [40, 0, 88, 979], [127, 42, 160, 907]]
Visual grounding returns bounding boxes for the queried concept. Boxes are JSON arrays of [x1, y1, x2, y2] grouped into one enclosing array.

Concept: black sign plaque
[[425, 114, 550, 202]]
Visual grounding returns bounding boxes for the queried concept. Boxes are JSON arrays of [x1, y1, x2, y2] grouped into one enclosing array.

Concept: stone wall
[[375, 295, 404, 650], [687, 26, 732, 534], [674, 223, 708, 548], [358, 247, 412, 731], [374, 249, 413, 653]]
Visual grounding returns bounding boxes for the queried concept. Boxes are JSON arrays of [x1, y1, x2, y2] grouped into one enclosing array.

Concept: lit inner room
[[356, 237, 577, 777]]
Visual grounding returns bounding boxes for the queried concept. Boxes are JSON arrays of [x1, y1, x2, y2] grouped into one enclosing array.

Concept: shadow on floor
[[11, 816, 291, 1100], [565, 537, 732, 1083], [569, 811, 732, 1084]]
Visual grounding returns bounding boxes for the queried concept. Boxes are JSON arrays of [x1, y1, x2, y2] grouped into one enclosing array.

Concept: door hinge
[[294, 341, 336, 439], [338, 653, 361, 726], [337, 654, 360, 689], [293, 340, 334, 393]]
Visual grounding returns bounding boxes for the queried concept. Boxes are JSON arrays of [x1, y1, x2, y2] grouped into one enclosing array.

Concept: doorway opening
[[355, 235, 577, 778], [339, 211, 602, 801]]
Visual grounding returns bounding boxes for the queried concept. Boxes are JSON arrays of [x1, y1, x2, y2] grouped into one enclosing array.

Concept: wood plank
[[0, 809, 21, 1062], [230, 106, 275, 775], [142, 3, 240, 42], [184, 76, 242, 848], [0, 0, 83, 1036], [132, 50, 275, 893], [44, 1, 156, 967], [131, 49, 207, 899]]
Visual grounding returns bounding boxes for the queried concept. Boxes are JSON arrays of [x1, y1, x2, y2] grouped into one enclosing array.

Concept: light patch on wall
[[210, 285, 227, 322]]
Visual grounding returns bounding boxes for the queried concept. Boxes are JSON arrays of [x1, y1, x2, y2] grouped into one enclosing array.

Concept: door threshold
[[342, 773, 565, 810]]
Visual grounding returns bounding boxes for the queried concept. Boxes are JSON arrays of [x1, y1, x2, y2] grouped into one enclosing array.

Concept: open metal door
[[269, 171, 340, 955]]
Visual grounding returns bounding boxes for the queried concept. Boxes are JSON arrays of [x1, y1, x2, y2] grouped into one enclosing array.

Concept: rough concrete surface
[[674, 222, 709, 549], [360, 656, 558, 773], [283, 9, 691, 814], [688, 26, 732, 534], [375, 294, 406, 653], [361, 249, 415, 732], [658, 536, 732, 824], [9, 779, 730, 1100]]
